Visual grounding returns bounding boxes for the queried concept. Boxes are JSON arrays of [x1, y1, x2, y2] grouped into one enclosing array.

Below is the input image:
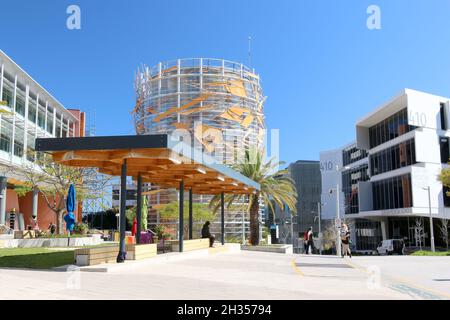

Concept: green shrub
[[73, 222, 89, 235]]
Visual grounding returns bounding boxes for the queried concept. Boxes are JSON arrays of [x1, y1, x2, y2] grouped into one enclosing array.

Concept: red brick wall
[[67, 109, 86, 137], [16, 191, 77, 233]]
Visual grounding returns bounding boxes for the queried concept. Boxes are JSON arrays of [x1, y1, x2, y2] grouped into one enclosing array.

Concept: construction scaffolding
[[133, 58, 266, 241]]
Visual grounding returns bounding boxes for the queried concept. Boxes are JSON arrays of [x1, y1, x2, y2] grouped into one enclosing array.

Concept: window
[[369, 139, 416, 176], [369, 108, 416, 148], [372, 174, 413, 210], [15, 96, 25, 116], [440, 137, 449, 163], [342, 146, 368, 166], [28, 100, 37, 123], [0, 119, 12, 153], [47, 107, 54, 134], [342, 164, 370, 214], [37, 105, 46, 129], [440, 103, 447, 130], [13, 126, 24, 157], [443, 186, 450, 207], [2, 87, 13, 108]]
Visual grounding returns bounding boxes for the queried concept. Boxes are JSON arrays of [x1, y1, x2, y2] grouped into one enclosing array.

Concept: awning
[[35, 134, 260, 194]]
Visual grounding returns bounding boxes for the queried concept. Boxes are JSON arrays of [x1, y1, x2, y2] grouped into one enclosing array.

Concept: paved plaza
[[0, 250, 449, 300]]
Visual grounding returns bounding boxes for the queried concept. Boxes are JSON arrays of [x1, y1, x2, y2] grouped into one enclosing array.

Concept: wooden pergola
[[35, 134, 259, 262]]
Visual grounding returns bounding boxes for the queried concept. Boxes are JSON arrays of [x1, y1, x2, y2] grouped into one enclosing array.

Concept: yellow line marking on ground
[[342, 258, 450, 300], [291, 259, 305, 277]]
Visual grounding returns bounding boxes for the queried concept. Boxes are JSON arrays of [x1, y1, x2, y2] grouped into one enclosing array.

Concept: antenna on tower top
[[248, 36, 252, 67]]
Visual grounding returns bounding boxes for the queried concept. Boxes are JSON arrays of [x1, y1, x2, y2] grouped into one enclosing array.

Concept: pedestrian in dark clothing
[[306, 227, 314, 254], [48, 222, 56, 235], [303, 229, 309, 254], [341, 224, 352, 258], [201, 221, 215, 247]]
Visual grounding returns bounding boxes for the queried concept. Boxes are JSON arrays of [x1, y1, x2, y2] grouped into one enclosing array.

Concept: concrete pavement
[[0, 251, 448, 299]]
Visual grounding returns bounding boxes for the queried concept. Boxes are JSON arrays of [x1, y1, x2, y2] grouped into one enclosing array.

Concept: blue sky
[[1, 0, 450, 164]]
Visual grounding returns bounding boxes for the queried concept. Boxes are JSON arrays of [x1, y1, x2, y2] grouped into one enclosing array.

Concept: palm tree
[[210, 149, 297, 245]]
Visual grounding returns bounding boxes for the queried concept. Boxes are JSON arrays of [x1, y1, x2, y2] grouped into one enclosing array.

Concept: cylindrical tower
[[133, 58, 265, 161]]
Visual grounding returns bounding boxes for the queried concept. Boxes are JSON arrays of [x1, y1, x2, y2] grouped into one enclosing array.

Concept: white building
[[0, 49, 85, 231], [321, 89, 450, 252], [112, 183, 137, 209]]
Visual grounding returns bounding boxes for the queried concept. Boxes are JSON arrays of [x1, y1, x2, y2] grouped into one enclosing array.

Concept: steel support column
[[136, 173, 142, 244], [0, 176, 6, 226], [117, 159, 127, 263], [221, 192, 225, 245], [189, 188, 193, 240], [179, 180, 184, 252]]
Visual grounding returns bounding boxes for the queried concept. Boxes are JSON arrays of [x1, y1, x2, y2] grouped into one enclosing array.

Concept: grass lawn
[[0, 248, 75, 269], [0, 242, 121, 269], [410, 250, 450, 256]]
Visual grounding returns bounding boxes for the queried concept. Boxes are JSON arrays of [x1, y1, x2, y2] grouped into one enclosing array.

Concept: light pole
[[314, 202, 323, 255], [329, 165, 349, 257], [335, 183, 342, 257], [423, 186, 435, 252]]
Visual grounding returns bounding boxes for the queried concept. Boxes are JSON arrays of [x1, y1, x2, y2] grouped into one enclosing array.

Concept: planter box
[[125, 243, 157, 260], [171, 238, 210, 252], [75, 245, 119, 266], [241, 244, 293, 254], [14, 230, 36, 239]]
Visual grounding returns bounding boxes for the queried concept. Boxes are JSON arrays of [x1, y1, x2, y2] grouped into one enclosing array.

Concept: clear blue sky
[[1, 0, 450, 164]]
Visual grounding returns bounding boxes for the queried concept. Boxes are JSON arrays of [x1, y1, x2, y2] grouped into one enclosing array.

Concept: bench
[[74, 245, 119, 266], [170, 238, 210, 252], [125, 243, 157, 260]]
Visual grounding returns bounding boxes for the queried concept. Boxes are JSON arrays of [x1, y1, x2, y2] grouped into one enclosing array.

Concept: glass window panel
[[46, 108, 54, 134], [0, 118, 12, 152]]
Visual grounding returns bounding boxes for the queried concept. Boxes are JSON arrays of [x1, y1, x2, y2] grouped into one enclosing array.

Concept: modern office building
[[320, 89, 450, 251], [0, 49, 85, 231], [269, 161, 321, 251], [133, 58, 266, 239], [288, 160, 321, 236], [112, 183, 137, 209]]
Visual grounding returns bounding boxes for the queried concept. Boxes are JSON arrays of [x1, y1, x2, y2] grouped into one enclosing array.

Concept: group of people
[[303, 223, 352, 258]]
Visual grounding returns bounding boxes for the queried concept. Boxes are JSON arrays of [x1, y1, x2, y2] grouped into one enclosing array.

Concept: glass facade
[[443, 186, 450, 207], [342, 164, 369, 214], [372, 174, 412, 210], [355, 219, 382, 251], [0, 58, 78, 164], [0, 118, 12, 153], [369, 139, 416, 176], [369, 108, 416, 149], [288, 161, 321, 234], [440, 137, 449, 163], [343, 146, 368, 166]]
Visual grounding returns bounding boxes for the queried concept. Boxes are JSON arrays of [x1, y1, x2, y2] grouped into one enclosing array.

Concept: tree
[[125, 204, 148, 231], [438, 167, 450, 190], [438, 218, 449, 250], [15, 152, 110, 234], [209, 149, 297, 245], [414, 218, 424, 250], [157, 201, 215, 238]]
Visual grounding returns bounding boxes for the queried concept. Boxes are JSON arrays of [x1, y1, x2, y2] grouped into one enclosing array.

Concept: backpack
[[303, 231, 308, 241]]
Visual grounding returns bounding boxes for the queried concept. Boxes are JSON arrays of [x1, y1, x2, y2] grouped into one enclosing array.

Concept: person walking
[[341, 223, 352, 258], [307, 227, 314, 254], [303, 229, 309, 254]]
